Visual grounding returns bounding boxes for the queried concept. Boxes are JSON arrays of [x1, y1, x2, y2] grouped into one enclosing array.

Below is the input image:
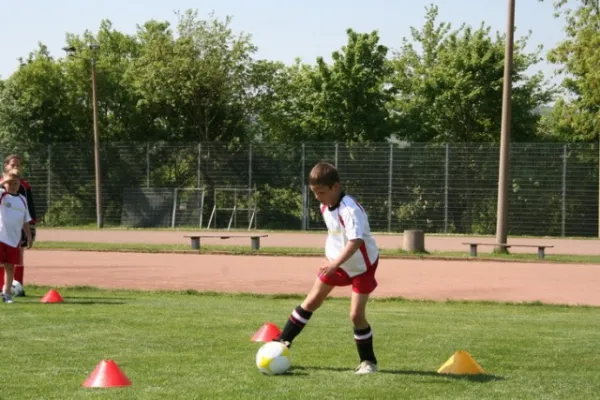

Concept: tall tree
[[0, 44, 74, 146], [249, 59, 320, 142], [541, 0, 599, 141], [312, 29, 393, 142], [127, 10, 257, 142], [390, 5, 552, 143], [62, 20, 143, 142], [254, 29, 393, 143]]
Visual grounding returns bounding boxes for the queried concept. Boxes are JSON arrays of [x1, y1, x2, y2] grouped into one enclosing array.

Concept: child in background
[[0, 171, 32, 303]]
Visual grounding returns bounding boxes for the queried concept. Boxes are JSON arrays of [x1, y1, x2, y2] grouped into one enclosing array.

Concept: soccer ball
[[11, 280, 24, 297], [256, 341, 291, 375]]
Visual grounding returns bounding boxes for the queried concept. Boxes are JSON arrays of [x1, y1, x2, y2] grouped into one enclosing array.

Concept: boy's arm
[[22, 222, 32, 249], [319, 207, 366, 276], [332, 239, 363, 267], [25, 184, 37, 224]]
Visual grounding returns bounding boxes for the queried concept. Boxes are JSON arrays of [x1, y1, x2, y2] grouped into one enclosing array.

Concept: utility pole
[[63, 43, 103, 228], [495, 0, 516, 252]]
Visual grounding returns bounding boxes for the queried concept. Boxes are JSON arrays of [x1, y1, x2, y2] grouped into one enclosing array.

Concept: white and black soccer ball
[[11, 280, 25, 297]]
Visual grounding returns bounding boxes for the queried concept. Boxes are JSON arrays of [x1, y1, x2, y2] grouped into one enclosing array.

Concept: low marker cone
[[40, 289, 64, 303], [437, 351, 486, 375], [251, 322, 281, 342], [82, 359, 132, 388]]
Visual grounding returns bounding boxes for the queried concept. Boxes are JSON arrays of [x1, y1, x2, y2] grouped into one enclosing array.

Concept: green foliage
[[43, 194, 93, 226], [395, 186, 442, 231], [127, 11, 257, 142], [390, 5, 553, 143], [256, 184, 303, 229], [542, 0, 600, 141], [311, 29, 393, 142], [255, 29, 393, 143], [0, 45, 74, 145]]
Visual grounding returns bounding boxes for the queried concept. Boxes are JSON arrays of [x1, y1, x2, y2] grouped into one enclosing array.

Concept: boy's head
[[2, 170, 20, 194], [308, 162, 342, 206], [3, 154, 21, 172]]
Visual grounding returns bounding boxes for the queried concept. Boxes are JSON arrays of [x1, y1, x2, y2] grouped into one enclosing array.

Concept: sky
[[0, 0, 569, 83]]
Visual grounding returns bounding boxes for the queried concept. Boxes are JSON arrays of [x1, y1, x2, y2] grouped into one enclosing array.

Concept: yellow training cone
[[437, 351, 486, 375]]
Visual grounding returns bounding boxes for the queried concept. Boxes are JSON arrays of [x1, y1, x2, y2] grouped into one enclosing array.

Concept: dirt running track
[[25, 249, 600, 306]]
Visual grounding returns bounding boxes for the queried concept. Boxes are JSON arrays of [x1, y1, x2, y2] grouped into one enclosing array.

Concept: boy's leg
[[3, 263, 14, 303], [276, 278, 335, 345], [14, 247, 24, 285], [350, 291, 377, 369], [13, 231, 26, 287]]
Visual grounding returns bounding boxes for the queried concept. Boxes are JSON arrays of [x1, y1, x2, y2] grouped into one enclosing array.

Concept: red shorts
[[0, 242, 20, 265], [319, 258, 379, 294]]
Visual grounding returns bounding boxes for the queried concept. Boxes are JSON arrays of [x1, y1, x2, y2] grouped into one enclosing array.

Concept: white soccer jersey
[[320, 193, 379, 277], [0, 190, 31, 247]]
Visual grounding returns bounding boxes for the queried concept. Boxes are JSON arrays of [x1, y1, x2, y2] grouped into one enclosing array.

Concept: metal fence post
[[197, 143, 202, 188], [388, 143, 393, 232], [562, 145, 567, 237], [301, 143, 307, 230], [334, 143, 338, 167], [248, 143, 253, 190], [445, 144, 449, 233], [146, 142, 150, 188], [47, 144, 52, 212]]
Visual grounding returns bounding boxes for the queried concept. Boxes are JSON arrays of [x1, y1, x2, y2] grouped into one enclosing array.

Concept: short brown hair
[[3, 154, 21, 167], [308, 162, 340, 187]]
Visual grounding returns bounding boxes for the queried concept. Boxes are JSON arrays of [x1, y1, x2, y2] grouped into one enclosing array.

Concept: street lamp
[[63, 44, 103, 228]]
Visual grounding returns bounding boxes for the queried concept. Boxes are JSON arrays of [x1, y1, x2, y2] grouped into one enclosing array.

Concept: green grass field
[[2, 287, 600, 399]]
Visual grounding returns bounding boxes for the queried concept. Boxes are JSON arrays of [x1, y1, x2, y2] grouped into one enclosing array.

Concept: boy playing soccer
[[0, 171, 32, 303], [274, 162, 380, 374]]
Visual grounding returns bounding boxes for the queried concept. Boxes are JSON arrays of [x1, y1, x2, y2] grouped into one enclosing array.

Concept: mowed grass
[[1, 288, 600, 399]]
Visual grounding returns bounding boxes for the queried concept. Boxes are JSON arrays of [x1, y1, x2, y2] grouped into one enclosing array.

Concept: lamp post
[[495, 0, 516, 252], [63, 44, 103, 228]]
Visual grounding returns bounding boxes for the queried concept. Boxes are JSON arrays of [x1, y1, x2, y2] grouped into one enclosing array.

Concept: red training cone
[[82, 359, 132, 388], [40, 289, 64, 303], [251, 322, 281, 342]]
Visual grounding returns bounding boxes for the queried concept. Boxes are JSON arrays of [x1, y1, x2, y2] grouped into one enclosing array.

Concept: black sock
[[354, 325, 377, 364], [278, 305, 313, 344]]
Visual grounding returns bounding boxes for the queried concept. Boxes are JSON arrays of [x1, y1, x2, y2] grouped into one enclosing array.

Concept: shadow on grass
[[16, 298, 126, 305], [62, 300, 126, 305], [293, 366, 504, 382], [63, 296, 131, 301]]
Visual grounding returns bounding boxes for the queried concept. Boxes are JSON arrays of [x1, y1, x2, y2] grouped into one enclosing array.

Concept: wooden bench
[[184, 235, 268, 250], [462, 242, 554, 260]]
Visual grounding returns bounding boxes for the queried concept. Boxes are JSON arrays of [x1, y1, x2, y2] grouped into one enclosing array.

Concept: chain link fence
[[6, 142, 599, 237]]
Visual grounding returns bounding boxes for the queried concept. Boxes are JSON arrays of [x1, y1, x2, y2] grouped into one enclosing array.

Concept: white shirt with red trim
[[320, 193, 379, 277], [0, 190, 31, 247]]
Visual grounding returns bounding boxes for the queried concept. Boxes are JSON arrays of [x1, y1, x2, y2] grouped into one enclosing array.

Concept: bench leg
[[469, 244, 478, 257], [191, 237, 201, 250], [537, 247, 545, 260], [251, 237, 260, 251]]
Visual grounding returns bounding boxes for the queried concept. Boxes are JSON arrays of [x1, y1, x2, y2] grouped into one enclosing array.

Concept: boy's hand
[[30, 225, 36, 243], [318, 260, 339, 277]]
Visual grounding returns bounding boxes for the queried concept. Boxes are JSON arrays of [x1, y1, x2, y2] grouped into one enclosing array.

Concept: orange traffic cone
[[82, 360, 132, 388], [437, 351, 486, 375], [251, 322, 281, 342], [40, 289, 64, 303]]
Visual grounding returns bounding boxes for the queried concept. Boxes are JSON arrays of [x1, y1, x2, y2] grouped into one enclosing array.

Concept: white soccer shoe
[[355, 360, 378, 375]]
